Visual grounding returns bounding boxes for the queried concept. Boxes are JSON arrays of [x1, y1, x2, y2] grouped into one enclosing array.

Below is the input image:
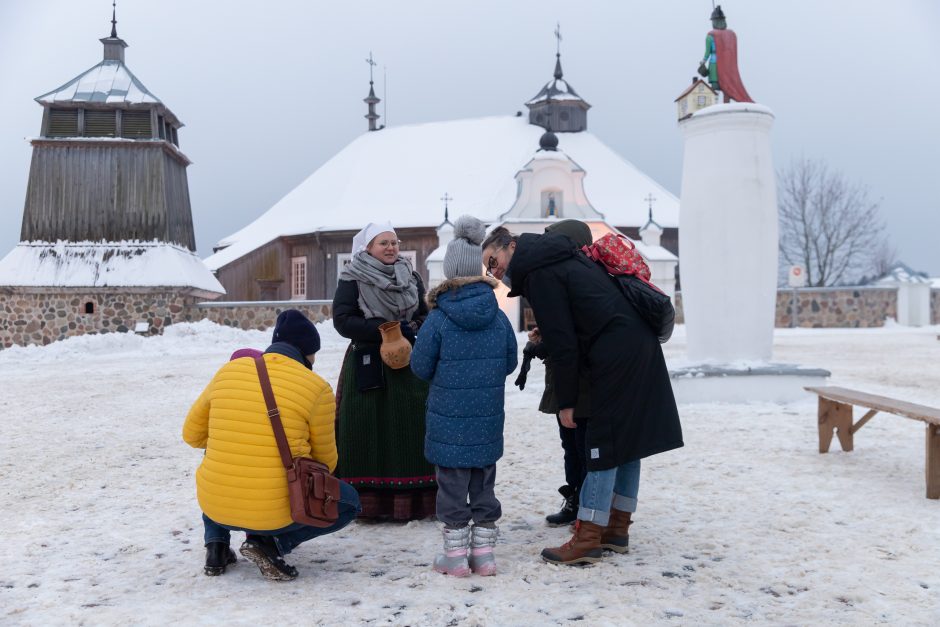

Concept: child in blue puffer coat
[[411, 215, 518, 577]]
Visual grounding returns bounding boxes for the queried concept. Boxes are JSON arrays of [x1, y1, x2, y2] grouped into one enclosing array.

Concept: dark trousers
[[558, 416, 588, 490], [202, 481, 361, 556], [435, 464, 501, 527]]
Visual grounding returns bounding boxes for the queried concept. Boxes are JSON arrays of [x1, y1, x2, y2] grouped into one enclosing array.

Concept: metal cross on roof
[[644, 193, 657, 221], [440, 193, 453, 223], [365, 51, 377, 83], [110, 0, 118, 38], [554, 23, 562, 55]]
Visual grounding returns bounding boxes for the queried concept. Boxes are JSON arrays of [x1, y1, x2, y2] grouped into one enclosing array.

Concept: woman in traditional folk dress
[[332, 222, 437, 520]]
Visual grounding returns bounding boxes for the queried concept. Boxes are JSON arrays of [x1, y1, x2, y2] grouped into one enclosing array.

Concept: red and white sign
[[788, 264, 807, 288]]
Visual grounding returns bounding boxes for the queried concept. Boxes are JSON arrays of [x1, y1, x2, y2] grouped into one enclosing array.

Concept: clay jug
[[378, 321, 412, 369]]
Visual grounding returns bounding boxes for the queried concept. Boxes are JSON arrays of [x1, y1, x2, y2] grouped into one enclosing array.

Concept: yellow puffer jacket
[[182, 353, 337, 530]]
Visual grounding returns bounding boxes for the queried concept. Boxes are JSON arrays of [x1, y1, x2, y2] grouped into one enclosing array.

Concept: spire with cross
[[110, 0, 118, 38], [644, 193, 657, 223], [553, 23, 564, 79], [364, 52, 381, 131], [440, 193, 453, 225]]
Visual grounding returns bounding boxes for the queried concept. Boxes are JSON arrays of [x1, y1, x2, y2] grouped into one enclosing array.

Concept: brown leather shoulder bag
[[254, 356, 341, 528]]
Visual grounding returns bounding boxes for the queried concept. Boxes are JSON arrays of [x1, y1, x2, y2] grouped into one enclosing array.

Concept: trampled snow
[[1, 322, 938, 624]]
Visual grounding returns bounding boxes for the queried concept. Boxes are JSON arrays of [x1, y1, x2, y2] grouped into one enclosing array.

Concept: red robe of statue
[[710, 29, 753, 103]]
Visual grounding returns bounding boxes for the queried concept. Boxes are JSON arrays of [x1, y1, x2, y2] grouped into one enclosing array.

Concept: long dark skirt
[[334, 344, 437, 520]]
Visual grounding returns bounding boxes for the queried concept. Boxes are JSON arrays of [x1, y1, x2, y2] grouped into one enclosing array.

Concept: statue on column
[[697, 5, 753, 103]]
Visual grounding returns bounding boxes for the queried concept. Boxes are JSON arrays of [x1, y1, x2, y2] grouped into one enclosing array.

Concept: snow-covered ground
[[1, 321, 939, 625]]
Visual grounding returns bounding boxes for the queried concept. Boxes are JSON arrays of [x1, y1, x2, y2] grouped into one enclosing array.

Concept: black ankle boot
[[240, 535, 298, 581], [545, 485, 579, 527], [204, 542, 237, 576]]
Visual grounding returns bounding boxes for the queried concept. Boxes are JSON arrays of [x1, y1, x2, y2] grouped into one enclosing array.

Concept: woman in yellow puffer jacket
[[183, 309, 360, 581]]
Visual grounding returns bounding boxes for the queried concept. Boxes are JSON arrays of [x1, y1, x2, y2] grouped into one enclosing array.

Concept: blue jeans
[[577, 460, 641, 526], [203, 481, 361, 556]]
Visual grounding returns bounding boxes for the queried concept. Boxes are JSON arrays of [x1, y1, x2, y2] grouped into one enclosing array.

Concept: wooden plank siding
[[21, 141, 195, 249], [215, 227, 440, 302]]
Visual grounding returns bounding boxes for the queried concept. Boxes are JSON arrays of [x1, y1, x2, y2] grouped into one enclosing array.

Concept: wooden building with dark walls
[[0, 10, 223, 348]]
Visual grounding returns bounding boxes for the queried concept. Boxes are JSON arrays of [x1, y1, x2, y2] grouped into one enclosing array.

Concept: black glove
[[515, 352, 534, 390], [400, 320, 417, 345]]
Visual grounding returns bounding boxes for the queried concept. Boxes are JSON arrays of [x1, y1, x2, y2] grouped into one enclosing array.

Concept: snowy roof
[[0, 242, 224, 293], [206, 115, 678, 271], [36, 60, 161, 106], [872, 262, 932, 286]]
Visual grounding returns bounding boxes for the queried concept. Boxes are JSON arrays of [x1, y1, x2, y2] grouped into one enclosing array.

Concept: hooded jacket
[[507, 232, 683, 469], [411, 276, 518, 468]]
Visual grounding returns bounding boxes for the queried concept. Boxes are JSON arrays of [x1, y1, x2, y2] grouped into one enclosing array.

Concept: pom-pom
[[453, 215, 486, 245]]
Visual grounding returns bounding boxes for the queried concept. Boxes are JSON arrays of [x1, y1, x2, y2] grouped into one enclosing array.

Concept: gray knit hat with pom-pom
[[443, 215, 486, 279]]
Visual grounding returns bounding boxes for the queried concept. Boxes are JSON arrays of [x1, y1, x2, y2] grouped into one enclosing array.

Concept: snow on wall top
[[206, 116, 678, 271], [35, 60, 161, 105], [0, 241, 224, 293]]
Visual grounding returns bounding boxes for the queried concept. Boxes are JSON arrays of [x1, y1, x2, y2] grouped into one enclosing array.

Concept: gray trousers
[[435, 464, 502, 528]]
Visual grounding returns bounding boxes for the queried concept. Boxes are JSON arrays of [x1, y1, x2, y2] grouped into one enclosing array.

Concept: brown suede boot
[[599, 509, 633, 553], [540, 520, 605, 565]]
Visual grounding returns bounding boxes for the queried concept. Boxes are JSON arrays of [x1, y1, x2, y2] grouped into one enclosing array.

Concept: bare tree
[[778, 158, 891, 286]]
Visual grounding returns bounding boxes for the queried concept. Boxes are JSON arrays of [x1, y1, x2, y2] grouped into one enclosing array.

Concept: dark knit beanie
[[271, 309, 321, 355], [443, 215, 486, 279], [545, 219, 593, 248]]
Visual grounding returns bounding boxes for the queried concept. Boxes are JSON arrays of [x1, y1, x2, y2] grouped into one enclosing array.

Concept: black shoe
[[545, 485, 579, 527], [239, 535, 298, 581], [204, 542, 237, 576]]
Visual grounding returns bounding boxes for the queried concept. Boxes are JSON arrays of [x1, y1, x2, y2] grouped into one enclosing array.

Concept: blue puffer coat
[[411, 276, 518, 468]]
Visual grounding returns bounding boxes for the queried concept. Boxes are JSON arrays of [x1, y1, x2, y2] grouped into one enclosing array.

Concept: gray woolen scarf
[[339, 251, 420, 321]]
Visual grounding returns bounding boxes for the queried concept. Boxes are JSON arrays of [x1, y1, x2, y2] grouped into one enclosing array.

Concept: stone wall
[[674, 287, 901, 328], [0, 288, 205, 348], [193, 301, 332, 331], [0, 290, 335, 348]]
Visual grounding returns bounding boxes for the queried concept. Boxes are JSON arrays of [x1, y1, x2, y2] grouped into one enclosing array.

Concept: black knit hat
[[272, 309, 321, 355], [545, 219, 593, 248]]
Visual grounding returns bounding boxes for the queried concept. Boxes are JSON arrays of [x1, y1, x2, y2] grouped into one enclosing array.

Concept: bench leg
[[818, 398, 853, 453], [927, 424, 940, 500]]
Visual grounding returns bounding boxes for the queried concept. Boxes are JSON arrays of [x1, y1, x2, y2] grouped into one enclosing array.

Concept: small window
[[84, 302, 95, 314], [157, 115, 166, 139], [48, 109, 79, 136], [121, 110, 152, 138], [696, 95, 706, 106], [171, 126, 179, 147], [84, 110, 117, 137], [560, 110, 570, 121], [291, 257, 307, 300]]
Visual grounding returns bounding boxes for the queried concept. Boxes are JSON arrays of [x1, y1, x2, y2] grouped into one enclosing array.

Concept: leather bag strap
[[254, 356, 294, 470]]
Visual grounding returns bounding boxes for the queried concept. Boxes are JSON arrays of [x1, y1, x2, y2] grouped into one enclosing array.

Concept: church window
[[291, 256, 307, 300], [84, 110, 117, 137], [48, 109, 78, 137], [84, 301, 95, 314], [121, 110, 152, 139]]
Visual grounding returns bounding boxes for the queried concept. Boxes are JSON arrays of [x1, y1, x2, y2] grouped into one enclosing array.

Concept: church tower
[[0, 7, 222, 348], [525, 28, 591, 132]]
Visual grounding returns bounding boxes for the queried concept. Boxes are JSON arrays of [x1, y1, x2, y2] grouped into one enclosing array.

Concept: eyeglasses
[[486, 245, 506, 274], [375, 239, 401, 248]]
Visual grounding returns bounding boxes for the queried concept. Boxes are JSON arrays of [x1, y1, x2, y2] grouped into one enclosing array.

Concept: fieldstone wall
[[0, 290, 334, 349], [0, 288, 204, 348], [193, 301, 332, 331], [674, 287, 901, 328]]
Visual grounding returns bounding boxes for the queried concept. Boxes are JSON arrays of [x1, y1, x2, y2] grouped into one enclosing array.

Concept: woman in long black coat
[[482, 227, 683, 565]]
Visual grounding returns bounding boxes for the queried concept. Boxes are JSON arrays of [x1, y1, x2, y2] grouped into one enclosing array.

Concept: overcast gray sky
[[1, 1, 938, 274]]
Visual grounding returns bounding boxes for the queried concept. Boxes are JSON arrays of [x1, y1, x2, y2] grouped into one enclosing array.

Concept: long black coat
[[508, 233, 683, 470]]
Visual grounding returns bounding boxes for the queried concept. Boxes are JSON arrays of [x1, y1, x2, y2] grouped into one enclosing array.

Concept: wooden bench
[[805, 386, 940, 499]]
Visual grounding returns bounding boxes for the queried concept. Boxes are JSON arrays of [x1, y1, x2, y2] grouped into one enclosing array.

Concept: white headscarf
[[352, 221, 397, 254]]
